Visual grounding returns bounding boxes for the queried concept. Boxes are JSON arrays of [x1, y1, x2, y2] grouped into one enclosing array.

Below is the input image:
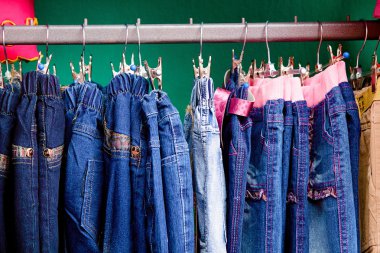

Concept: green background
[[22, 0, 379, 117]]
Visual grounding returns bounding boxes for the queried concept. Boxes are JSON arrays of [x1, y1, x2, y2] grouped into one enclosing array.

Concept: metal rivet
[[43, 148, 50, 157], [27, 148, 33, 157]]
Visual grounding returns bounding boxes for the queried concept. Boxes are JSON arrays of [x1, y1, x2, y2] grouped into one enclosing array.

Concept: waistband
[[0, 88, 19, 115], [248, 99, 284, 122], [292, 100, 310, 125], [131, 75, 149, 97], [21, 71, 62, 97], [78, 83, 104, 112], [191, 77, 215, 109], [106, 73, 134, 96], [311, 86, 346, 115]]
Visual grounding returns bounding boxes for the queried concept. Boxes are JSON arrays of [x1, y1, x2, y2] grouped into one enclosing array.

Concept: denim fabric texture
[[308, 86, 358, 253], [339, 82, 361, 252], [0, 82, 20, 253], [142, 91, 169, 253], [285, 101, 310, 253], [156, 89, 195, 253], [185, 77, 227, 253], [63, 82, 105, 253]]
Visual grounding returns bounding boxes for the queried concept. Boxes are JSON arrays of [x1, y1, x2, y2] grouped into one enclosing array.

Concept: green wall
[[22, 0, 378, 117]]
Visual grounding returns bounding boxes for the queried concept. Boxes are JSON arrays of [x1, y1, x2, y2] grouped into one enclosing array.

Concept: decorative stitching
[[104, 121, 131, 151], [307, 186, 337, 200], [12, 144, 33, 158], [0, 154, 9, 172], [246, 189, 267, 201]]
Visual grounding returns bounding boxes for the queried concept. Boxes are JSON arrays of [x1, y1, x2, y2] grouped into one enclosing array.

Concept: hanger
[[144, 57, 162, 90], [371, 35, 380, 92], [279, 56, 294, 76], [70, 19, 92, 84], [193, 22, 211, 79], [263, 21, 276, 77], [315, 21, 323, 73], [349, 21, 367, 90], [135, 19, 147, 78], [36, 24, 52, 75]]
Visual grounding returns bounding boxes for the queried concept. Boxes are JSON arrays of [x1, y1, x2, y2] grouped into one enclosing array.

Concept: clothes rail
[[1, 21, 380, 45]]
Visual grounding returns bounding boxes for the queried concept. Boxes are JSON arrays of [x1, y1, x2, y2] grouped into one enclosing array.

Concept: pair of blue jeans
[[222, 76, 252, 253], [184, 77, 227, 253], [63, 82, 105, 252], [339, 82, 361, 252], [143, 90, 195, 253], [307, 86, 358, 252], [242, 99, 285, 253], [13, 71, 64, 253], [0, 82, 20, 252], [285, 101, 310, 253], [103, 73, 148, 252]]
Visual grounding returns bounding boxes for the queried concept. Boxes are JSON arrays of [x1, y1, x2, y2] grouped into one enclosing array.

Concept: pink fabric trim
[[291, 78, 304, 102], [374, 0, 380, 18], [214, 87, 231, 131], [228, 98, 253, 117]]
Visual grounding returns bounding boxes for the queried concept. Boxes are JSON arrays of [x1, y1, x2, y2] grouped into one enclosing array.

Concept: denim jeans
[[285, 101, 310, 253], [339, 82, 361, 252], [242, 99, 284, 253], [156, 90, 195, 253], [184, 77, 227, 253], [142, 91, 169, 253], [103, 73, 134, 252], [222, 82, 252, 253], [0, 83, 19, 253], [130, 75, 149, 253], [13, 72, 64, 253], [63, 82, 105, 253], [308, 86, 358, 253]]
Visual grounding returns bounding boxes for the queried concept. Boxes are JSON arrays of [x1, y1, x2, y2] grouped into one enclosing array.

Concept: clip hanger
[[36, 51, 52, 74], [144, 57, 162, 90], [0, 64, 3, 88], [193, 22, 212, 79], [279, 56, 295, 76], [11, 61, 22, 83], [371, 35, 380, 92]]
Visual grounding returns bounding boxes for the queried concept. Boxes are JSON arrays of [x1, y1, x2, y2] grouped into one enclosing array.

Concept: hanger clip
[[0, 64, 3, 88], [70, 55, 92, 84], [11, 61, 22, 83], [36, 51, 52, 75], [279, 56, 295, 76], [371, 53, 380, 92], [328, 44, 344, 65], [144, 57, 162, 90], [193, 55, 211, 79]]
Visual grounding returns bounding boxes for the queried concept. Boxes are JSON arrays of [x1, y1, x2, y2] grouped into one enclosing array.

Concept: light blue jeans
[[184, 77, 227, 253]]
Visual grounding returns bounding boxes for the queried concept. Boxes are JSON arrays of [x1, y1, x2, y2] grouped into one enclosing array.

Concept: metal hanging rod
[[1, 21, 380, 45]]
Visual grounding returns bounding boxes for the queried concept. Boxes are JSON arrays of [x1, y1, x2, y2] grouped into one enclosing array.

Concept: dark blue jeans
[[339, 82, 361, 252], [13, 72, 64, 253], [285, 101, 310, 253], [308, 86, 358, 252], [242, 99, 284, 253], [63, 82, 105, 253], [142, 91, 169, 253], [222, 84, 252, 253], [103, 73, 135, 252], [0, 83, 19, 253], [156, 90, 195, 253]]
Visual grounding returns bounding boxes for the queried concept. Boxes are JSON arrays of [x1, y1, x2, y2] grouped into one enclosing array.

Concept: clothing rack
[[1, 20, 380, 45]]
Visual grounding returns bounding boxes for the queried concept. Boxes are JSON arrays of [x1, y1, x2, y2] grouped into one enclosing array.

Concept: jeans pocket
[[45, 145, 64, 171], [81, 160, 105, 241]]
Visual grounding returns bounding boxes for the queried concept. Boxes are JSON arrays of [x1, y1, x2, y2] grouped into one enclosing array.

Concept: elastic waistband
[[0, 88, 19, 115], [106, 73, 134, 96], [78, 83, 104, 112], [37, 74, 61, 97], [131, 76, 149, 97], [155, 90, 180, 121], [21, 71, 38, 95]]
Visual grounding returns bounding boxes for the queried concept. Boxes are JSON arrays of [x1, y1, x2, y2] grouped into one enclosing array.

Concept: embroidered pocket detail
[[12, 145, 33, 158], [44, 145, 64, 161], [104, 121, 131, 151], [0, 154, 10, 172], [308, 186, 337, 200], [245, 189, 267, 201]]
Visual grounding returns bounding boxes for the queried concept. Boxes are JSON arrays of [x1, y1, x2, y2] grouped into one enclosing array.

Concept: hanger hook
[[374, 35, 380, 56], [2, 25, 9, 73], [200, 22, 203, 59], [46, 24, 49, 57], [265, 21, 271, 64], [356, 21, 368, 68], [136, 21, 142, 69], [317, 21, 323, 66], [123, 24, 129, 56], [239, 21, 248, 61]]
